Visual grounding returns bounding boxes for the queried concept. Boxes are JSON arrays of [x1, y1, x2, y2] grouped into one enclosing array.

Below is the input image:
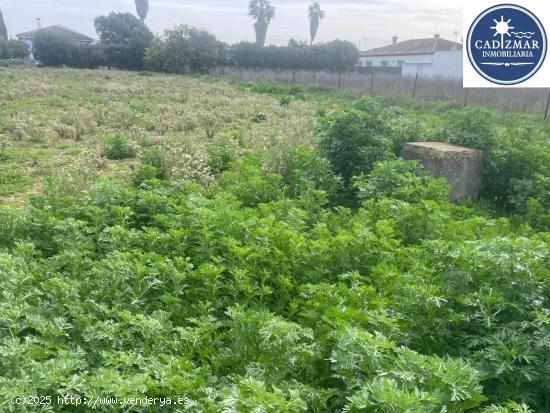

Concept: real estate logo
[[466, 4, 547, 85]]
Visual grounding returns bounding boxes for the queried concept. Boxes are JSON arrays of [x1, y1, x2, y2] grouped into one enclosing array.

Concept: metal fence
[[212, 67, 550, 119]]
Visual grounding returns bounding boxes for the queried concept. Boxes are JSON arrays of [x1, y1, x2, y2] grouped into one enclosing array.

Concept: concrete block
[[401, 142, 484, 201]]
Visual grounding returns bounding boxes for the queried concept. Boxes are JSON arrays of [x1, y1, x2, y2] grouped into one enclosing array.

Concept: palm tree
[[248, 0, 275, 47], [0, 8, 8, 39], [308, 2, 325, 45], [135, 0, 150, 22]]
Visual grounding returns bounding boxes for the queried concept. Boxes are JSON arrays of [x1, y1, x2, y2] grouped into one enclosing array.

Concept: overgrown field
[[0, 67, 550, 412], [0, 67, 315, 205]]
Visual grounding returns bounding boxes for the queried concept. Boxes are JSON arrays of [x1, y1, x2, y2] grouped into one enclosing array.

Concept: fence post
[[544, 90, 550, 120], [313, 72, 316, 85], [338, 72, 342, 90], [370, 72, 375, 95], [464, 88, 470, 108], [292, 70, 296, 85], [412, 70, 420, 99]]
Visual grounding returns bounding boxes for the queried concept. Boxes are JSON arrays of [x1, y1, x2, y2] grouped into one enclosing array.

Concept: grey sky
[[1, 0, 462, 49]]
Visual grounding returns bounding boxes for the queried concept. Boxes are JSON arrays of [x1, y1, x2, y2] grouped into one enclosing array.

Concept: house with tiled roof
[[16, 25, 94, 52], [360, 34, 463, 79]]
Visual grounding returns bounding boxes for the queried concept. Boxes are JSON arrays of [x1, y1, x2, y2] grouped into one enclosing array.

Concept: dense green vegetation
[[0, 68, 549, 412], [28, 7, 358, 73], [0, 38, 28, 60]]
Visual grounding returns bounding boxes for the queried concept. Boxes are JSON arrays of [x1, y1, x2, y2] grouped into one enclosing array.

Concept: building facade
[[16, 25, 94, 52], [360, 35, 463, 80]]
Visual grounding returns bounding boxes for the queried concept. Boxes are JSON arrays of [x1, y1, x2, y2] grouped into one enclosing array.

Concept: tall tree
[[135, 0, 150, 22], [0, 8, 8, 39], [95, 12, 153, 69], [308, 2, 325, 45], [248, 0, 275, 47]]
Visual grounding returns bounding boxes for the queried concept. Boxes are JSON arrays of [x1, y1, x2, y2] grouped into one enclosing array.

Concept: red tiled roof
[[16, 25, 94, 42], [362, 37, 463, 57]]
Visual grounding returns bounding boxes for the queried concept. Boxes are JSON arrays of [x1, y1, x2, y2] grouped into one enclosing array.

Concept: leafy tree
[[94, 12, 153, 70], [308, 2, 325, 45], [135, 0, 150, 22], [32, 31, 79, 67], [76, 43, 107, 69], [322, 39, 359, 71], [0, 8, 7, 39], [144, 24, 218, 74], [249, 0, 275, 47]]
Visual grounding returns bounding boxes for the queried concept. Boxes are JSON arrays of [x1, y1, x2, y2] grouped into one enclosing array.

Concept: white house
[[359, 35, 463, 80], [16, 25, 94, 52]]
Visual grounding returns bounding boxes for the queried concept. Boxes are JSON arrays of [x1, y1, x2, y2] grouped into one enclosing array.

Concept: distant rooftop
[[16, 25, 94, 43], [362, 35, 463, 57]]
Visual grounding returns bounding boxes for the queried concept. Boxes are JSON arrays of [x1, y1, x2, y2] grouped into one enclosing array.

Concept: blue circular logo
[[467, 4, 547, 85]]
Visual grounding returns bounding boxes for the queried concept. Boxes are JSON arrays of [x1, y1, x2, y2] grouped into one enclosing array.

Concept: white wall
[[402, 51, 463, 80], [359, 54, 433, 67], [431, 51, 463, 79], [361, 51, 463, 80]]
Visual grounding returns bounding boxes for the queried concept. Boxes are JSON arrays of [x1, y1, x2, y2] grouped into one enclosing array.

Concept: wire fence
[[212, 67, 550, 119]]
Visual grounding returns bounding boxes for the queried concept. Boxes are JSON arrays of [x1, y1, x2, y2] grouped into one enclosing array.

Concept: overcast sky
[[1, 0, 462, 49]]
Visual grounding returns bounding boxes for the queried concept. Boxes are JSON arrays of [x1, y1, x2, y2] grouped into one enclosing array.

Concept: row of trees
[[224, 40, 359, 71], [131, 0, 326, 48], [245, 0, 327, 47], [32, 13, 359, 73]]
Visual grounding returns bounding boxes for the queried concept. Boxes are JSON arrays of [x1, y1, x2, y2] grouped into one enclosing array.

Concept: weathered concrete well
[[401, 142, 484, 201]]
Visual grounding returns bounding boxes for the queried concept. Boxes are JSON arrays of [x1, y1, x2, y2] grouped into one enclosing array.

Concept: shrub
[[103, 133, 135, 160], [283, 146, 343, 199], [0, 39, 28, 59], [141, 146, 170, 179], [199, 113, 220, 140], [0, 168, 31, 196], [353, 160, 450, 204], [218, 156, 286, 207], [140, 144, 214, 185], [0, 136, 9, 161], [132, 164, 159, 186], [318, 109, 395, 183], [0, 58, 25, 67], [207, 138, 238, 174], [144, 25, 218, 74], [53, 123, 78, 140], [440, 108, 550, 215], [76, 44, 107, 69], [32, 31, 80, 67], [226, 40, 359, 71], [5, 114, 41, 142]]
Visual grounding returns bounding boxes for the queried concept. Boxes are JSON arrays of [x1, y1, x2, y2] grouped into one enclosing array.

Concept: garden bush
[[353, 159, 450, 204], [103, 133, 135, 160], [145, 25, 219, 74], [33, 31, 80, 67], [32, 32, 105, 69], [225, 40, 359, 72], [318, 108, 395, 184], [0, 39, 28, 59]]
